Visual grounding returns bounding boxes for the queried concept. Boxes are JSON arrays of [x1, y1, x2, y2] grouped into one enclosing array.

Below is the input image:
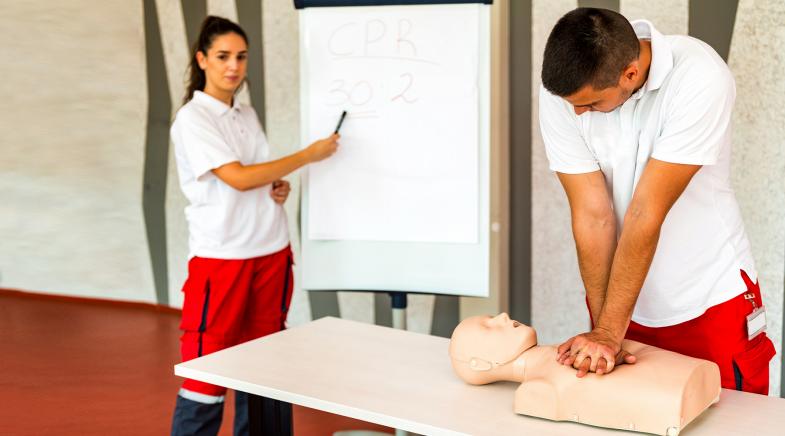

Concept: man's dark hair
[[542, 8, 640, 97]]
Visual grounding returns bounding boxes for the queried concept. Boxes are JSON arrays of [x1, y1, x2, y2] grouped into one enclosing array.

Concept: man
[[539, 7, 775, 394]]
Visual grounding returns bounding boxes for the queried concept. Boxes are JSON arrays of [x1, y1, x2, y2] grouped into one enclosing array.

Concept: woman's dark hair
[[542, 8, 639, 97], [184, 15, 249, 104]]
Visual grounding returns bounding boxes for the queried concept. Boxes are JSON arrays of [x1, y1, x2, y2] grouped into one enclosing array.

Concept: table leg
[[248, 393, 292, 436]]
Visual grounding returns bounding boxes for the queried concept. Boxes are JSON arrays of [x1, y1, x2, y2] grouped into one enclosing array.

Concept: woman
[[170, 16, 338, 436]]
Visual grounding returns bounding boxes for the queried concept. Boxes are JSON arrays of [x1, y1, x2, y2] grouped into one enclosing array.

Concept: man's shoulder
[[666, 35, 732, 83]]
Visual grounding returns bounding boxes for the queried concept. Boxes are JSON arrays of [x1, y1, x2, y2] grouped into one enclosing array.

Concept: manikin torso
[[449, 314, 721, 436]]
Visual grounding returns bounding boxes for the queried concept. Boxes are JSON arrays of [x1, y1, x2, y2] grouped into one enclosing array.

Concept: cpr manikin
[[449, 314, 721, 436]]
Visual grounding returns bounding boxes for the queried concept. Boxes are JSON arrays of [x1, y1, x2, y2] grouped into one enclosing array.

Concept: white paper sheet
[[303, 5, 480, 243]]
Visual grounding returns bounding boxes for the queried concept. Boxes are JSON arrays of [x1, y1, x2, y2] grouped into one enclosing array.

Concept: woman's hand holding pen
[[268, 132, 339, 204], [305, 134, 340, 163], [270, 180, 291, 204]]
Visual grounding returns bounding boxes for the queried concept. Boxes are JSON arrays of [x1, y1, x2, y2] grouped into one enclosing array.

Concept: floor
[[0, 289, 393, 435]]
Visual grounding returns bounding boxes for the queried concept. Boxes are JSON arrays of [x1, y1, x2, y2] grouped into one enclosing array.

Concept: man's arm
[[558, 158, 701, 377], [595, 159, 701, 341], [556, 170, 617, 324]]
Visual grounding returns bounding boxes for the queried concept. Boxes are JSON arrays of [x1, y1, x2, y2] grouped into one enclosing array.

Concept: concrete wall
[[727, 0, 785, 396], [0, 1, 153, 302]]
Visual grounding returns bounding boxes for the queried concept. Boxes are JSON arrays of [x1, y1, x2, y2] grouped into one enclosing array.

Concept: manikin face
[[196, 32, 248, 97], [449, 313, 537, 367]]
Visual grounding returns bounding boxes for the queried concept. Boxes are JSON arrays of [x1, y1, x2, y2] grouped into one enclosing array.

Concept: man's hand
[[270, 180, 291, 204], [556, 328, 635, 377]]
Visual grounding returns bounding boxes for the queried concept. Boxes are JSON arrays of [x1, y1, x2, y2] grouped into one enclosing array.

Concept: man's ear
[[196, 51, 207, 70], [621, 61, 639, 86]]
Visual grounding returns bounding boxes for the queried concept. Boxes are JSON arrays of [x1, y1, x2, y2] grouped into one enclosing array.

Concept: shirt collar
[[629, 19, 673, 100], [192, 90, 241, 116]]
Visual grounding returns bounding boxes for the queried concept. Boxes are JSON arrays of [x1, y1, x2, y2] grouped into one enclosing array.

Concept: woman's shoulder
[[172, 99, 211, 129]]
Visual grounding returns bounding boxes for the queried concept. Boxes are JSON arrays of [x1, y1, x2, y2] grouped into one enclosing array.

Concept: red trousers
[[623, 270, 776, 395], [179, 246, 294, 396]]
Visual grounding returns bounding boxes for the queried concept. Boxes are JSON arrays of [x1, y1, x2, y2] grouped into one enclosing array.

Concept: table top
[[175, 317, 785, 436]]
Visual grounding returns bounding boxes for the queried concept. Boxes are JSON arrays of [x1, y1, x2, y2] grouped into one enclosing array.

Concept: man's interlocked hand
[[556, 327, 636, 377]]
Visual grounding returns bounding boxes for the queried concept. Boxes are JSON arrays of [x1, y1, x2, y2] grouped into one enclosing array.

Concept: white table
[[174, 317, 785, 436]]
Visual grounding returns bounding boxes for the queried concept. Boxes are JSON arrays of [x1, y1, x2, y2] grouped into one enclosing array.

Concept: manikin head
[[449, 313, 537, 385]]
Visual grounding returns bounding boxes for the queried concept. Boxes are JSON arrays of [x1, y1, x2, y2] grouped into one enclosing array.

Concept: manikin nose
[[493, 313, 511, 323]]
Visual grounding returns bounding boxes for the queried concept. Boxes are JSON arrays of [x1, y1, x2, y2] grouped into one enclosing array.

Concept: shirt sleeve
[[538, 85, 599, 174], [651, 68, 735, 165], [174, 108, 239, 181]]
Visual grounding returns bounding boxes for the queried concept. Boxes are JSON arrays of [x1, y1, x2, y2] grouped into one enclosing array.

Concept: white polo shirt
[[171, 91, 289, 260], [539, 20, 756, 327]]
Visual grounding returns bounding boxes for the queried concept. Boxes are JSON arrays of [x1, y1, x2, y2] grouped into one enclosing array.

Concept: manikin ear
[[196, 51, 207, 70], [467, 357, 493, 371]]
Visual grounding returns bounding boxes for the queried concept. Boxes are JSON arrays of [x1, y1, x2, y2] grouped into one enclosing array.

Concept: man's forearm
[[596, 211, 662, 340], [572, 212, 617, 324]]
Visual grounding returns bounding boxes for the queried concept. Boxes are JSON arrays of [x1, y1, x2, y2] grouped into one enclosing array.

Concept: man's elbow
[[623, 205, 664, 237], [573, 209, 616, 233], [595, 213, 615, 230]]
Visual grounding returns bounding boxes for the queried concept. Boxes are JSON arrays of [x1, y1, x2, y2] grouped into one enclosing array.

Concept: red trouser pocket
[[179, 264, 212, 361], [279, 253, 293, 330], [625, 270, 777, 395], [733, 333, 776, 395], [180, 271, 210, 333]]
